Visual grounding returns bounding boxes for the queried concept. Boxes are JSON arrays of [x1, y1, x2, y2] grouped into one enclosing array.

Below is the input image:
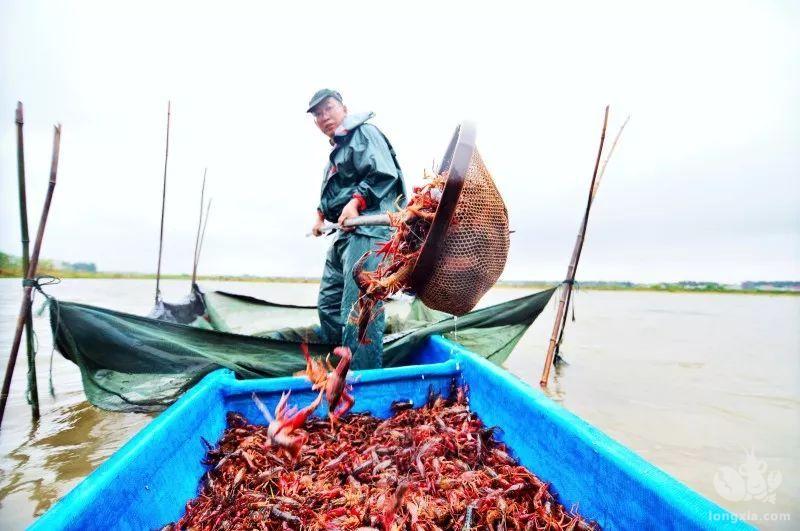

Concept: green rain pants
[[317, 232, 385, 370]]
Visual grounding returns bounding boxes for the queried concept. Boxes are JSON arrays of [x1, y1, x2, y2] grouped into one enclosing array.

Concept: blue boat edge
[[30, 335, 752, 530]]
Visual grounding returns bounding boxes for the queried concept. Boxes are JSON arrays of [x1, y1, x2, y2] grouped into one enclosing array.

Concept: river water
[[0, 278, 797, 529]]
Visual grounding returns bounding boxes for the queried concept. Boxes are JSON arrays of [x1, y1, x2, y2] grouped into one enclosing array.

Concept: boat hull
[[31, 336, 749, 530]]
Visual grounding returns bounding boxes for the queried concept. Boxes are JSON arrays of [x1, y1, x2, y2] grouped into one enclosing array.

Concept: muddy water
[[0, 279, 797, 529]]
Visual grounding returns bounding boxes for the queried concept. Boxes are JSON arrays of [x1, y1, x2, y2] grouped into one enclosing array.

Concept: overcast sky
[[1, 1, 797, 283]]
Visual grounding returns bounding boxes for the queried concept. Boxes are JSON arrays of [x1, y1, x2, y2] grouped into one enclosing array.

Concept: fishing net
[[48, 285, 556, 412], [147, 287, 210, 327]]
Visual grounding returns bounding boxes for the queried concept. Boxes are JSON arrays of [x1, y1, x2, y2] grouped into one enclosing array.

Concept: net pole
[[552, 115, 630, 360], [195, 199, 212, 270], [540, 106, 608, 387], [191, 168, 207, 286], [15, 102, 40, 419], [155, 101, 171, 304], [1, 124, 60, 429]]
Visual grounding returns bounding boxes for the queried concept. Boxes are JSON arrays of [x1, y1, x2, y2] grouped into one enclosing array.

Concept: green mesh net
[[49, 285, 557, 412]]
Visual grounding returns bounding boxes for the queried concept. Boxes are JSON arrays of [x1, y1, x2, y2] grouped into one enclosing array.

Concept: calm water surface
[[0, 278, 798, 529]]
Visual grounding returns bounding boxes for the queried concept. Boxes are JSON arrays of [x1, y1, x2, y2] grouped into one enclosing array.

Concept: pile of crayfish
[[169, 385, 598, 530], [352, 170, 447, 344]]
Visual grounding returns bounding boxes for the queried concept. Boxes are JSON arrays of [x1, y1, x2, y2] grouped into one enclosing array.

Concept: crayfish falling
[[249, 345, 355, 461], [352, 170, 446, 344]]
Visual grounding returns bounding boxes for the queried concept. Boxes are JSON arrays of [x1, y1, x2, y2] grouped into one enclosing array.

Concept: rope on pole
[[15, 102, 40, 419], [540, 107, 609, 387], [1, 123, 61, 429], [553, 115, 631, 361]]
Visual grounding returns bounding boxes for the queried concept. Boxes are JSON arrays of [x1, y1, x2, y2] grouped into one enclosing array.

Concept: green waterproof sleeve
[[351, 125, 402, 210]]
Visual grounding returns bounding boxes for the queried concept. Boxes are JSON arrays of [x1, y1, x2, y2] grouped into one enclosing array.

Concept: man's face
[[311, 97, 347, 138]]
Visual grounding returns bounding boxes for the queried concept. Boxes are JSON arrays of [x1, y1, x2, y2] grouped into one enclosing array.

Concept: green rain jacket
[[318, 112, 405, 239]]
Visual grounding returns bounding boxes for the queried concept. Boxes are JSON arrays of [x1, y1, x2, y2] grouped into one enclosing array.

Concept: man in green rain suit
[[308, 89, 405, 370]]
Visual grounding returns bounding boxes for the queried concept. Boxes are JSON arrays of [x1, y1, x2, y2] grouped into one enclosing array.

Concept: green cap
[[307, 88, 343, 113]]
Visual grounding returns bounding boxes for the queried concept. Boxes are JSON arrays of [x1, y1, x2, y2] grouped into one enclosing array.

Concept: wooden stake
[[190, 168, 207, 286], [1, 124, 61, 428], [155, 101, 171, 303], [540, 107, 609, 387], [15, 102, 40, 419]]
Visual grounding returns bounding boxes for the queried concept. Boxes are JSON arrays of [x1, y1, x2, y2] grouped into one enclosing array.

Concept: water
[[0, 279, 798, 529]]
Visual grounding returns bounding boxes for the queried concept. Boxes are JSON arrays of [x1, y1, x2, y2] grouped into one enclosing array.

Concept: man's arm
[[311, 209, 325, 237], [350, 125, 402, 211]]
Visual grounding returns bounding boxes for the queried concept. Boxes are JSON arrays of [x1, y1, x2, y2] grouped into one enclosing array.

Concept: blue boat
[[31, 336, 750, 530]]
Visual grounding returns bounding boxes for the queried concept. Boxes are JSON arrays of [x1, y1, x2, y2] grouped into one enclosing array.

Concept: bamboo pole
[[540, 107, 609, 387], [593, 115, 629, 198], [195, 199, 212, 270], [15, 103, 40, 419], [1, 124, 61, 429], [155, 101, 171, 303], [551, 115, 631, 360], [190, 168, 207, 286]]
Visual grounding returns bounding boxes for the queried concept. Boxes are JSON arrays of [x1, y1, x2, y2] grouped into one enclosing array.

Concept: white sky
[[1, 0, 798, 283]]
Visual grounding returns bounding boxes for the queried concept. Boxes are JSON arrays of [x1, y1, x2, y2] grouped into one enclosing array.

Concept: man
[[308, 89, 405, 370]]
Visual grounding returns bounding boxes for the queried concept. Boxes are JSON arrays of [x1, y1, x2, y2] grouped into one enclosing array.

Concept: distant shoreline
[[498, 283, 800, 296], [1, 270, 797, 296]]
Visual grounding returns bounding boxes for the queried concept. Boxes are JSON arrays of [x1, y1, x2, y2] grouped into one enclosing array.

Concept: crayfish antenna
[[251, 392, 274, 424]]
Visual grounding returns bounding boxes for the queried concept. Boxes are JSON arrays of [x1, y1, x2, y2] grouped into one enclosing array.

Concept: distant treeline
[[497, 279, 800, 293], [0, 251, 96, 276], [1, 250, 797, 293], [741, 281, 800, 290]]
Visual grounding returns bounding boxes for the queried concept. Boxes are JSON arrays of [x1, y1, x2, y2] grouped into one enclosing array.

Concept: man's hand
[[337, 198, 361, 232], [311, 211, 325, 237]]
